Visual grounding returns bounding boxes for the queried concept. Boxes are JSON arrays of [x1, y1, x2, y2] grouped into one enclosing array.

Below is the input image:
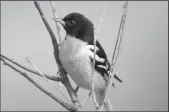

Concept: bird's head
[[54, 12, 94, 41]]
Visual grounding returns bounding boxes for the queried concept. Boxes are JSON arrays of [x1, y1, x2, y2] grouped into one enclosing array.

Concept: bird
[[54, 12, 122, 110]]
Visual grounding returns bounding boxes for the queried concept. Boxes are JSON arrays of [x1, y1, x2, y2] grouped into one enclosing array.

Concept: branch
[[25, 57, 71, 103], [94, 4, 107, 34], [34, 1, 80, 107], [0, 54, 61, 82], [25, 57, 50, 83], [92, 30, 98, 109], [99, 1, 128, 111], [49, 1, 62, 45], [0, 57, 77, 111], [92, 3, 108, 110]]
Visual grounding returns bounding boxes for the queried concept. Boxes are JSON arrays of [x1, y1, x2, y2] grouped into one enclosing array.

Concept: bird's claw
[[57, 66, 65, 76]]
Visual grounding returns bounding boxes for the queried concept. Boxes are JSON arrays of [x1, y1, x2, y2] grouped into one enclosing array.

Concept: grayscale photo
[[1, 1, 168, 111]]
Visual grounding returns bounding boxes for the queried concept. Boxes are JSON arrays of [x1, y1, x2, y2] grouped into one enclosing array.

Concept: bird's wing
[[88, 40, 110, 81]]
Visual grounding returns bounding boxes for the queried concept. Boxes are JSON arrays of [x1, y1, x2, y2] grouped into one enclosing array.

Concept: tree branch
[[99, 1, 128, 111], [0, 54, 61, 82], [0, 57, 77, 111], [92, 3, 108, 110], [34, 1, 80, 107], [49, 1, 62, 45], [25, 57, 71, 103]]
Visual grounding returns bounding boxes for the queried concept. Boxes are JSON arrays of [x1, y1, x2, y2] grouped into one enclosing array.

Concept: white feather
[[59, 35, 106, 90], [88, 50, 105, 63], [86, 45, 105, 63], [97, 64, 108, 70], [59, 35, 112, 110]]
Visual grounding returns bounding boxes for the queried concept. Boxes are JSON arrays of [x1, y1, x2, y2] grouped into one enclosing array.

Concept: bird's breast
[[59, 36, 91, 89], [59, 36, 106, 90]]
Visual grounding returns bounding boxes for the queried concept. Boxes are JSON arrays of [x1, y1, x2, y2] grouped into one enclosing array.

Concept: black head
[[55, 12, 94, 42]]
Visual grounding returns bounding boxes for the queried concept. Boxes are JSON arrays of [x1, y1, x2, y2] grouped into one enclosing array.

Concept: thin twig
[[0, 57, 77, 111], [94, 4, 107, 34], [34, 1, 80, 106], [26, 57, 50, 83], [25, 57, 70, 103], [92, 3, 108, 109], [92, 36, 98, 109], [81, 92, 92, 107], [49, 1, 71, 103], [0, 54, 61, 81], [49, 1, 62, 45], [99, 1, 128, 111]]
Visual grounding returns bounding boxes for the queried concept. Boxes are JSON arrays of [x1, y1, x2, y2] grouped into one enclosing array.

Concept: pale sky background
[[1, 1, 168, 111]]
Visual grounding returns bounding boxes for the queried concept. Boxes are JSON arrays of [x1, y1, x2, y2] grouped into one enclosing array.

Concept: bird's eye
[[69, 20, 76, 25]]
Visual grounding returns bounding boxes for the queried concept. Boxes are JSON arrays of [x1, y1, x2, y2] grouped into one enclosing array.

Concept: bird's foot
[[57, 66, 65, 76]]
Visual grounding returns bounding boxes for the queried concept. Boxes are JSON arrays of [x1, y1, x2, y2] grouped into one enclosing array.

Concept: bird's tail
[[112, 74, 123, 87], [95, 89, 113, 111], [114, 74, 123, 83]]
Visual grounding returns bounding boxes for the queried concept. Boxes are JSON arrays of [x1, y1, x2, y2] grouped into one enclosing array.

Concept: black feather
[[88, 40, 110, 81]]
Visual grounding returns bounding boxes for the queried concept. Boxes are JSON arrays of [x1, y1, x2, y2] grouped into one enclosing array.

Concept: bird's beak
[[53, 18, 66, 27]]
